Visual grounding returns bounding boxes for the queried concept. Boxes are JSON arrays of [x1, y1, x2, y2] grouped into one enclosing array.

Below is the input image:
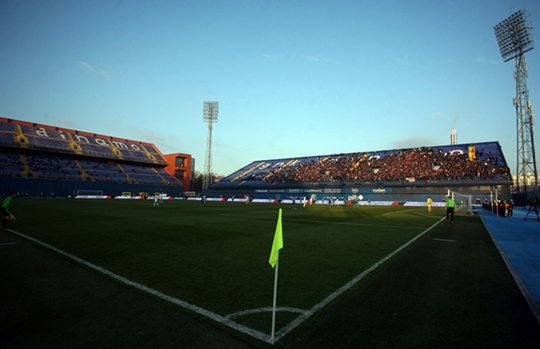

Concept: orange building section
[[163, 153, 193, 192]]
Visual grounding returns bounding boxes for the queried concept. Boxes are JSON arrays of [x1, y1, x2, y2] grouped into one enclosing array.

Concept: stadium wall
[[205, 182, 512, 205], [0, 177, 183, 198]]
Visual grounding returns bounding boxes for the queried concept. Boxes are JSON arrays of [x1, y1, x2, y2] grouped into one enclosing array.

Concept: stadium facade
[[208, 142, 513, 204], [0, 117, 192, 197]]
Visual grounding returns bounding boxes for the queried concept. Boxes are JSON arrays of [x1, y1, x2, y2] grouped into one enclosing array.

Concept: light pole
[[494, 9, 537, 196], [203, 101, 218, 190]]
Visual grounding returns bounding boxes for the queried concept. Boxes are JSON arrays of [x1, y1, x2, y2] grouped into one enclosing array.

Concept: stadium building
[[0, 117, 192, 197], [208, 142, 513, 204]]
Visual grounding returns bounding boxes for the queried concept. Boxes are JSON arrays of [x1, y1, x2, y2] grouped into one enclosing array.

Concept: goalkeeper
[[1, 192, 17, 228], [445, 195, 456, 222]]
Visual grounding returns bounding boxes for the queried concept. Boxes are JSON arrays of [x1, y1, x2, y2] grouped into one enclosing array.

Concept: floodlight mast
[[202, 101, 218, 191], [494, 9, 538, 196]]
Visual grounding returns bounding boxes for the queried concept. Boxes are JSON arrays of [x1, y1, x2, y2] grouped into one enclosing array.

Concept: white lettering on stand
[[33, 126, 145, 153]]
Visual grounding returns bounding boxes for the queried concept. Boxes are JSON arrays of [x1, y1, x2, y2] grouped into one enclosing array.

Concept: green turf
[[2, 199, 540, 348], [8, 199, 443, 333], [286, 215, 540, 348]]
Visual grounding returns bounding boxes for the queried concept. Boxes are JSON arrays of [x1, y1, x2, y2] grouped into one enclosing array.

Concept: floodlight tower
[[494, 9, 538, 195], [202, 101, 218, 190]]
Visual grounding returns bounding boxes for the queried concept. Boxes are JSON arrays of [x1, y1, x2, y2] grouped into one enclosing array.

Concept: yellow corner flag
[[268, 208, 283, 268]]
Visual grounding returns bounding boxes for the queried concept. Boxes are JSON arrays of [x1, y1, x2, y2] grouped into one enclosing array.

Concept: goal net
[[76, 189, 104, 196], [452, 191, 473, 215]]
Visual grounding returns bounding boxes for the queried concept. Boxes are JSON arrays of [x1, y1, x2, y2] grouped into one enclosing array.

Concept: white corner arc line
[[273, 216, 446, 342], [6, 216, 444, 345], [225, 307, 308, 320], [6, 229, 273, 344]]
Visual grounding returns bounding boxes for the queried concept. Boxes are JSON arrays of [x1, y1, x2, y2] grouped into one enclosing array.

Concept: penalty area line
[[5, 228, 272, 344]]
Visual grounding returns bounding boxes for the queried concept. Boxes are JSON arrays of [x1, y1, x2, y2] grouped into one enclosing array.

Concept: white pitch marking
[[225, 307, 308, 320], [433, 238, 455, 242], [271, 216, 447, 343], [5, 216, 446, 345], [5, 228, 272, 344], [0, 242, 17, 247]]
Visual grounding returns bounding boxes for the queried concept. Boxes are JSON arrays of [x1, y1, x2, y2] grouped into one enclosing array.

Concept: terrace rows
[[0, 119, 165, 165], [0, 150, 178, 186], [218, 142, 511, 187]]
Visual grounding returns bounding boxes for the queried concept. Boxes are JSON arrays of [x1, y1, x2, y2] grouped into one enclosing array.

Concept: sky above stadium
[[1, 0, 539, 177]]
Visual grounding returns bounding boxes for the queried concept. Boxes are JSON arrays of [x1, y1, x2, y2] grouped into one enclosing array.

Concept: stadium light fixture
[[203, 101, 219, 123], [203, 101, 219, 190], [493, 9, 538, 197], [494, 10, 534, 62]]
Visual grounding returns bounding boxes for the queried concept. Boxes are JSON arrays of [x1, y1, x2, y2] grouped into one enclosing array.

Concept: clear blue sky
[[1, 0, 539, 177]]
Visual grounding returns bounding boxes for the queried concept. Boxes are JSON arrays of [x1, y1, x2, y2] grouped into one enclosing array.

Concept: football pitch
[[2, 199, 540, 348]]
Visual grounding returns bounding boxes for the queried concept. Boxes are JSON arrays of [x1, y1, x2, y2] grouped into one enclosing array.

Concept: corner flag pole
[[268, 208, 283, 344], [271, 256, 279, 344]]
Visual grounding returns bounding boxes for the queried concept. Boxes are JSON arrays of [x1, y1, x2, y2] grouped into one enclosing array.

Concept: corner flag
[[269, 208, 283, 343], [269, 208, 283, 268]]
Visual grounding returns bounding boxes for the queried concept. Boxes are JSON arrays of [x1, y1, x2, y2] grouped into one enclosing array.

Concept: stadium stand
[[0, 117, 192, 197], [208, 142, 512, 203]]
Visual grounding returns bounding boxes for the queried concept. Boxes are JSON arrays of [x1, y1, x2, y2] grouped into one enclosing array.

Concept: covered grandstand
[[208, 141, 513, 203], [0, 117, 192, 197]]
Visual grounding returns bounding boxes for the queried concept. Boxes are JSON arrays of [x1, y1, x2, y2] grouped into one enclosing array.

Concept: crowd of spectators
[[241, 147, 511, 184]]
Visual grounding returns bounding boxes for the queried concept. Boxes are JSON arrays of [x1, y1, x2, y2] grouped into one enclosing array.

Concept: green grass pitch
[[10, 199, 444, 339]]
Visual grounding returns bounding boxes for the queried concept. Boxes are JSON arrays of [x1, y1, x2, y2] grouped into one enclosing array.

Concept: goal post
[[75, 189, 109, 199], [76, 189, 104, 196], [452, 191, 473, 215]]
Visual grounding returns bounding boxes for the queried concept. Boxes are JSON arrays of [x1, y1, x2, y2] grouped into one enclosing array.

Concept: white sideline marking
[[5, 228, 272, 344], [0, 242, 17, 247], [272, 216, 446, 342], [6, 216, 445, 344]]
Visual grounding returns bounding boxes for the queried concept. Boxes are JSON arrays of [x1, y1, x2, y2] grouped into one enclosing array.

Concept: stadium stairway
[[478, 207, 540, 324]]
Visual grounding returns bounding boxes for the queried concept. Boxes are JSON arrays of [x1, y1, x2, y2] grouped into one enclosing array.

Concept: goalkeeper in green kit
[[1, 192, 17, 228], [446, 195, 456, 222]]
